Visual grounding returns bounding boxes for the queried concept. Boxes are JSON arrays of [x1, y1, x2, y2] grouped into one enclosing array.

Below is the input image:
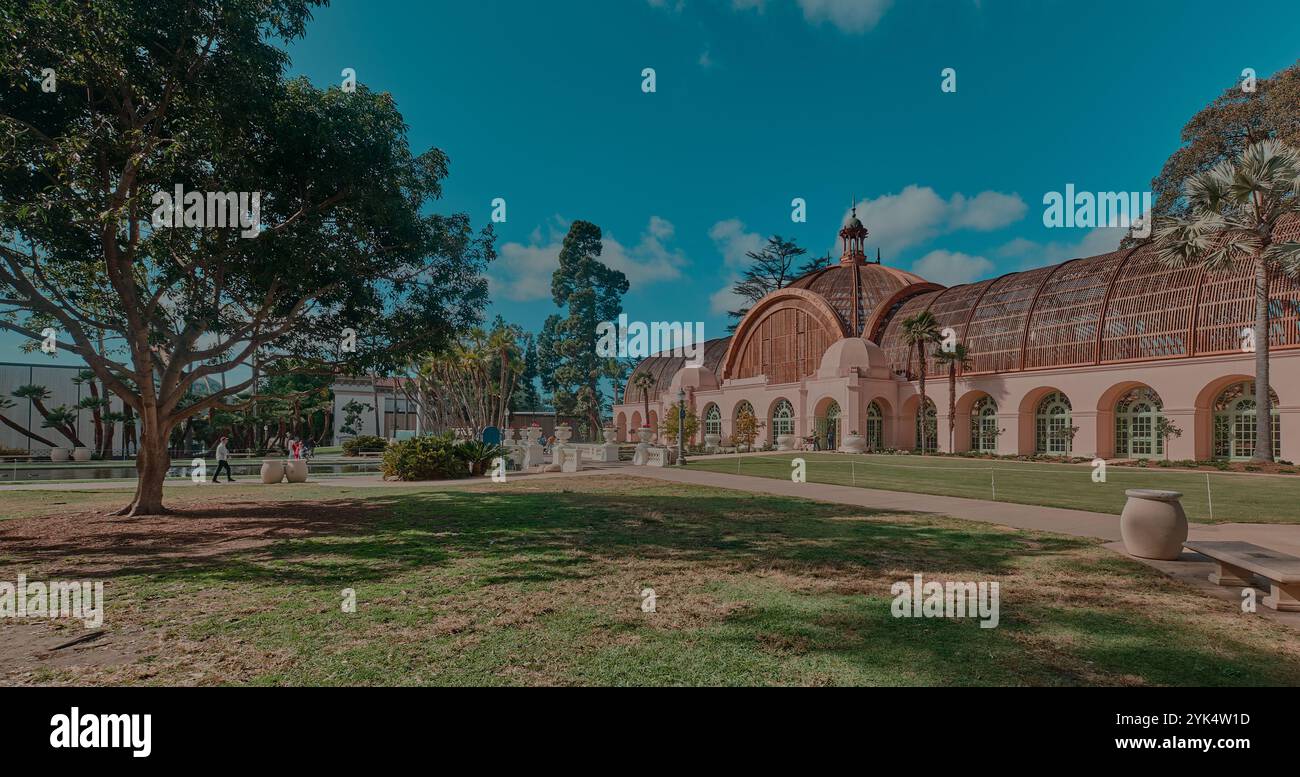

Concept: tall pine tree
[[537, 221, 628, 433]]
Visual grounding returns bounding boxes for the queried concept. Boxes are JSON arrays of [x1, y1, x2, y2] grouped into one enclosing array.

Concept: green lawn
[[685, 453, 1300, 524], [2, 476, 1299, 686]]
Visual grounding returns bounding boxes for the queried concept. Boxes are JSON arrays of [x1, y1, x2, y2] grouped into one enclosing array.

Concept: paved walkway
[[628, 465, 1300, 556]]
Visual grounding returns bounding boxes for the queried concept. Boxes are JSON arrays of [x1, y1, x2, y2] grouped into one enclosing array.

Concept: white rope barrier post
[[990, 467, 996, 501], [1205, 472, 1214, 521], [851, 459, 855, 487]]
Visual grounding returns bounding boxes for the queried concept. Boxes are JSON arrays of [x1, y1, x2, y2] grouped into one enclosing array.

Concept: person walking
[[215, 436, 235, 482]]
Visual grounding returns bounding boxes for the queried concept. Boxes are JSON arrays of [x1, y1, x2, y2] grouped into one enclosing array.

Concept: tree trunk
[[0, 414, 60, 448], [123, 404, 136, 458], [917, 342, 928, 455], [115, 413, 172, 516], [1253, 256, 1274, 462], [947, 363, 957, 453], [88, 381, 104, 455], [30, 397, 83, 446]]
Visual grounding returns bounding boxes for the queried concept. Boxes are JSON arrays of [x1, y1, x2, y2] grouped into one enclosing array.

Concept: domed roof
[[789, 263, 930, 335], [624, 337, 731, 402]]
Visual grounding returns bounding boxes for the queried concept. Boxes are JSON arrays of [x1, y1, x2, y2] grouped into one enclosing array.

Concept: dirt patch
[[0, 497, 386, 578]]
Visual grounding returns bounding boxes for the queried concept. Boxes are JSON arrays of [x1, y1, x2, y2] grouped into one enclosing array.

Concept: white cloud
[[797, 0, 894, 33], [843, 185, 1026, 257], [709, 285, 748, 317], [949, 191, 1028, 231], [659, 0, 895, 34], [707, 218, 766, 315], [996, 225, 1127, 270], [708, 218, 765, 268], [492, 216, 688, 302], [911, 250, 995, 286]]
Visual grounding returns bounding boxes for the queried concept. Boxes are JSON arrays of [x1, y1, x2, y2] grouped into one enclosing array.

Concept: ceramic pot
[[1120, 489, 1188, 560]]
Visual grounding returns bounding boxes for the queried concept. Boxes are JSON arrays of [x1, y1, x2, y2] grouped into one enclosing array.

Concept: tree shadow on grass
[[0, 486, 1085, 591]]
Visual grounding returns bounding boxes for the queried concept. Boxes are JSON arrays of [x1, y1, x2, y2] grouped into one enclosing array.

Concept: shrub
[[342, 435, 388, 456], [381, 435, 467, 481], [453, 440, 508, 476]]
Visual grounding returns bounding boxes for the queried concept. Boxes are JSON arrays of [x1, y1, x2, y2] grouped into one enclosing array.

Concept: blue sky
[[13, 0, 1300, 364]]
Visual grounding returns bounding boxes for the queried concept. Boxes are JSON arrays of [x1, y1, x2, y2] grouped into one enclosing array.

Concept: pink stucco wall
[[612, 337, 1300, 462]]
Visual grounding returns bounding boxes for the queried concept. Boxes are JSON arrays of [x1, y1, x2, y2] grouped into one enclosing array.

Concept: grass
[[684, 452, 1300, 524], [2, 475, 1299, 686]]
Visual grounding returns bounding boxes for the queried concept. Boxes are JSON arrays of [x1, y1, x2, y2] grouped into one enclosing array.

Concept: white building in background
[[0, 361, 133, 454]]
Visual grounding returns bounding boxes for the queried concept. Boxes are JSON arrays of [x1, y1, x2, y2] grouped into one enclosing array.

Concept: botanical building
[[613, 211, 1300, 461]]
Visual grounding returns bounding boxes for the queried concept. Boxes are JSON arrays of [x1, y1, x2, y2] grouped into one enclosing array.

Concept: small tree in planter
[[1154, 417, 1184, 461], [660, 401, 698, 445], [734, 408, 759, 452], [1051, 425, 1080, 458]]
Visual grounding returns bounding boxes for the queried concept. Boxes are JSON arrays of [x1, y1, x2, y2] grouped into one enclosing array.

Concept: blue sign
[[482, 426, 501, 445]]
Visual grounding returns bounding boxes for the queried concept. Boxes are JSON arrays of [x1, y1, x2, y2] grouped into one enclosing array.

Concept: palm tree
[[12, 385, 83, 446], [101, 410, 127, 459], [934, 342, 973, 454], [1153, 139, 1300, 462], [71, 370, 105, 454], [900, 311, 941, 455], [632, 371, 655, 433], [0, 397, 60, 448]]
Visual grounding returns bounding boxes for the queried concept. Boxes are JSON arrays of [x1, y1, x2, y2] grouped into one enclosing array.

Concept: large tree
[[726, 236, 807, 332], [0, 1, 492, 513], [1153, 140, 1300, 462], [1131, 62, 1300, 243], [537, 221, 628, 433]]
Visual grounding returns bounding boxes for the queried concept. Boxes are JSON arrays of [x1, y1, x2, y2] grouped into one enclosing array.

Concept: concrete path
[[628, 465, 1300, 557]]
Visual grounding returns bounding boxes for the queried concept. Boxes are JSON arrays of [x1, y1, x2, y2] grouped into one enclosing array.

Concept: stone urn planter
[[72, 446, 92, 462], [776, 434, 796, 451], [260, 459, 285, 484], [602, 427, 618, 444], [1120, 489, 1188, 560], [555, 424, 573, 445], [50, 447, 70, 462], [525, 425, 542, 443], [704, 433, 721, 453], [841, 432, 866, 453], [284, 459, 308, 483], [503, 428, 518, 447], [633, 426, 653, 465]]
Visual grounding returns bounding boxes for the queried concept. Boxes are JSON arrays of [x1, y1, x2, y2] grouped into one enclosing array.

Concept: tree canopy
[[0, 0, 493, 512]]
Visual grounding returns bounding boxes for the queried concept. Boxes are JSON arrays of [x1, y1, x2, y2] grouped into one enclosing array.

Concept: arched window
[[866, 401, 884, 451], [1214, 382, 1280, 460], [1115, 387, 1163, 458], [816, 400, 840, 449], [703, 404, 722, 437], [734, 400, 754, 421], [971, 396, 999, 453], [1035, 391, 1073, 455], [771, 399, 795, 438], [914, 398, 937, 453]]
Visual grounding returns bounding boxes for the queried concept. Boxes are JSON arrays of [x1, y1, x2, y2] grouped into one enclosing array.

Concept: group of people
[[210, 435, 314, 483]]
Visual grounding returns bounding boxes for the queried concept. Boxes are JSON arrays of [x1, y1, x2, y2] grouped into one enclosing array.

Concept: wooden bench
[[1183, 541, 1300, 611]]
